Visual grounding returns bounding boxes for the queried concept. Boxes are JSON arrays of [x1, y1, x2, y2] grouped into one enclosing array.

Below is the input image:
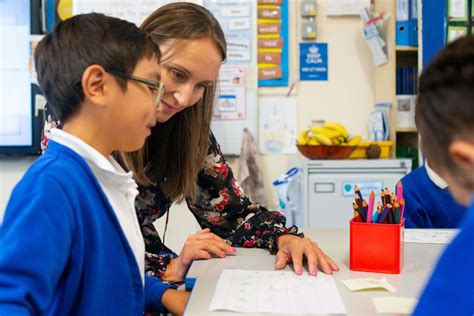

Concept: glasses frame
[[107, 70, 164, 109]]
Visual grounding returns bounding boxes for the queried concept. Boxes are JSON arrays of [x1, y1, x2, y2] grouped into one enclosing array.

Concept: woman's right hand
[[162, 228, 235, 282]]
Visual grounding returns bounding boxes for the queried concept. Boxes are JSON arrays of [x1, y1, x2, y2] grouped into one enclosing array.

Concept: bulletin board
[[70, 0, 259, 156], [257, 0, 290, 87], [202, 0, 259, 156]]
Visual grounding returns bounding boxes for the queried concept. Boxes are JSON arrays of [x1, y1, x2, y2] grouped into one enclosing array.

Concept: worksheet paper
[[209, 269, 346, 314], [404, 229, 459, 244]]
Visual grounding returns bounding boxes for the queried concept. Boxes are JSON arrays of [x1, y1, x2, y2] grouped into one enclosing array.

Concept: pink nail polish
[[311, 269, 317, 275], [297, 268, 303, 275], [232, 247, 237, 253]]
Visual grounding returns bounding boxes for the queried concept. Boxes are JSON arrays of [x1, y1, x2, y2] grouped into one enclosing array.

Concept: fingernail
[[232, 247, 237, 253], [311, 269, 317, 276], [222, 252, 226, 258], [327, 268, 333, 275], [297, 268, 303, 275]]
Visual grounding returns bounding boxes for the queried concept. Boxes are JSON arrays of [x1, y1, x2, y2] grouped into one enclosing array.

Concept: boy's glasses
[[106, 70, 164, 109]]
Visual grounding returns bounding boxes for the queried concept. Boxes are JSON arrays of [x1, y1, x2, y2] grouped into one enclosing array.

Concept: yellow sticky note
[[373, 297, 417, 314], [341, 278, 397, 293]]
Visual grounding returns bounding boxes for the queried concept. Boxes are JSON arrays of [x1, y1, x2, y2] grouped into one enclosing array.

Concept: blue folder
[[409, 0, 419, 47], [396, 0, 410, 46]]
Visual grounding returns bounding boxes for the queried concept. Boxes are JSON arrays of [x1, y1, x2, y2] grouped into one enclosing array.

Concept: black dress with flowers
[[136, 133, 302, 278]]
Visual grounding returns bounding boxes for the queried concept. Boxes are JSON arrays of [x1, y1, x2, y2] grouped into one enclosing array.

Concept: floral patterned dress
[[136, 133, 303, 278]]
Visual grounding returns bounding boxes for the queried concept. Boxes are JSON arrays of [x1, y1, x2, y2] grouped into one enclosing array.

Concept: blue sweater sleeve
[[144, 275, 173, 313], [0, 176, 74, 315], [413, 203, 474, 315]]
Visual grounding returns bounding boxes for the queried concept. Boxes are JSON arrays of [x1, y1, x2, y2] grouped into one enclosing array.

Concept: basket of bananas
[[296, 122, 362, 159]]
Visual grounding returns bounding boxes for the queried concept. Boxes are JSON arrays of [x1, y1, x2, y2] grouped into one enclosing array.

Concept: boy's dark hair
[[34, 13, 160, 123], [416, 36, 474, 171]]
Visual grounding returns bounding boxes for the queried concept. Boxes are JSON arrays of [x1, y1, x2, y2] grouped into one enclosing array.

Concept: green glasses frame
[[107, 70, 165, 109]]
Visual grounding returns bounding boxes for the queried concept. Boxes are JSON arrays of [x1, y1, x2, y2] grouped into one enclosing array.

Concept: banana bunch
[[297, 122, 362, 146]]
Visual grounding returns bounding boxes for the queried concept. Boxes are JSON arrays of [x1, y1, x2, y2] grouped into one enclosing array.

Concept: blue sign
[[342, 181, 384, 197], [299, 43, 328, 81]]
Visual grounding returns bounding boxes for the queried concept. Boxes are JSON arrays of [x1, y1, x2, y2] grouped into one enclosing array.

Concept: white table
[[184, 229, 445, 315]]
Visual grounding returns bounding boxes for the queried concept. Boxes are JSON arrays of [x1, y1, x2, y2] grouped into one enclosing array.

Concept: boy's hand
[[274, 235, 339, 276], [162, 289, 190, 316], [162, 229, 235, 282]]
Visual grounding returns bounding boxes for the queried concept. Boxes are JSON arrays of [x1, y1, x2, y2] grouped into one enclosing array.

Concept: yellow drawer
[[349, 141, 392, 159]]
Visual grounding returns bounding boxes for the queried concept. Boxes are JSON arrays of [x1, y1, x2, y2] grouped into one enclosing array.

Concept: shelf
[[396, 127, 418, 133], [396, 46, 419, 52]]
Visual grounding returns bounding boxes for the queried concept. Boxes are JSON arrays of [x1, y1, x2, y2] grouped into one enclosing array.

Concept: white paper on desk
[[404, 229, 459, 244], [373, 297, 417, 314], [209, 269, 346, 314], [341, 278, 397, 293]]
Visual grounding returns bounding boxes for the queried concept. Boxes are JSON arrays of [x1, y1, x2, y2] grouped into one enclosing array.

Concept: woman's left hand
[[274, 235, 339, 276]]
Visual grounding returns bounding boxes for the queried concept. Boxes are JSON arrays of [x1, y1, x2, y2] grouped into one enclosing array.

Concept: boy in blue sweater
[[412, 36, 474, 315], [0, 13, 171, 315], [401, 162, 467, 228]]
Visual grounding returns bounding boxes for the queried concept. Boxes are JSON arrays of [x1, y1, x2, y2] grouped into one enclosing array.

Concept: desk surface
[[184, 229, 444, 315]]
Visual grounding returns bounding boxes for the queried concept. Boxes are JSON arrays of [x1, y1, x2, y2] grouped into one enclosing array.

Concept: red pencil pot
[[349, 219, 405, 274]]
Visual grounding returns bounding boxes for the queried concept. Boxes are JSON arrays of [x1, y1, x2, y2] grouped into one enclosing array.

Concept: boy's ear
[[449, 140, 474, 168], [81, 65, 109, 107]]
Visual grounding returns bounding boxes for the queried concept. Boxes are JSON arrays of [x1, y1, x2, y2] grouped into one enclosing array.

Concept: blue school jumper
[[401, 165, 467, 228], [0, 141, 171, 315], [413, 197, 474, 315]]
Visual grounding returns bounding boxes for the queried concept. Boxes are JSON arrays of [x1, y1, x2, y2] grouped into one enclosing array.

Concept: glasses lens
[[155, 84, 164, 108]]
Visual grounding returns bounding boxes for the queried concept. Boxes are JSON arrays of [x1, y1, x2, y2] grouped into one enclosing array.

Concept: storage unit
[[292, 159, 411, 228], [374, 0, 421, 165]]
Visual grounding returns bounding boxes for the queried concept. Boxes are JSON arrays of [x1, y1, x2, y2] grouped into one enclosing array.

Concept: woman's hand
[[274, 235, 339, 276], [162, 228, 235, 282]]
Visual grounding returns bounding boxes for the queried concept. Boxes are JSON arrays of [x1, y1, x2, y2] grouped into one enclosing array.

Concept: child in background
[[0, 13, 168, 315], [401, 162, 467, 228], [412, 36, 474, 315]]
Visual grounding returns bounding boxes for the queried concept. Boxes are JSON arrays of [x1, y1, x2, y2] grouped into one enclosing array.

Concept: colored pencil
[[366, 190, 375, 223], [396, 181, 403, 202]]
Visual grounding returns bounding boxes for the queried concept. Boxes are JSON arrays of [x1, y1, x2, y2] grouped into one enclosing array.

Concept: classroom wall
[[0, 0, 377, 242], [233, 0, 376, 212]]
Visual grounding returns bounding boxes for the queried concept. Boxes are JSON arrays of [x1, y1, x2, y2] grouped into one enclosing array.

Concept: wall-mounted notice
[[259, 98, 297, 154], [257, 0, 289, 86], [213, 66, 246, 121], [204, 0, 255, 64], [299, 43, 328, 81]]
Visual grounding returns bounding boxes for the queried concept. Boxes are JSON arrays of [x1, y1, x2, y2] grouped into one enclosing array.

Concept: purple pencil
[[377, 203, 392, 223]]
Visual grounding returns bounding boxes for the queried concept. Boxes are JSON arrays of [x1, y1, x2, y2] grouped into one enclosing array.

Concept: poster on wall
[[73, 0, 203, 26], [257, 0, 289, 87], [259, 99, 297, 154], [213, 66, 247, 121], [299, 43, 328, 81], [203, 0, 255, 64]]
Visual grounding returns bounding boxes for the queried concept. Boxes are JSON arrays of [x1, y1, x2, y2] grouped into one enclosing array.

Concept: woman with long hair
[[124, 3, 339, 314]]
